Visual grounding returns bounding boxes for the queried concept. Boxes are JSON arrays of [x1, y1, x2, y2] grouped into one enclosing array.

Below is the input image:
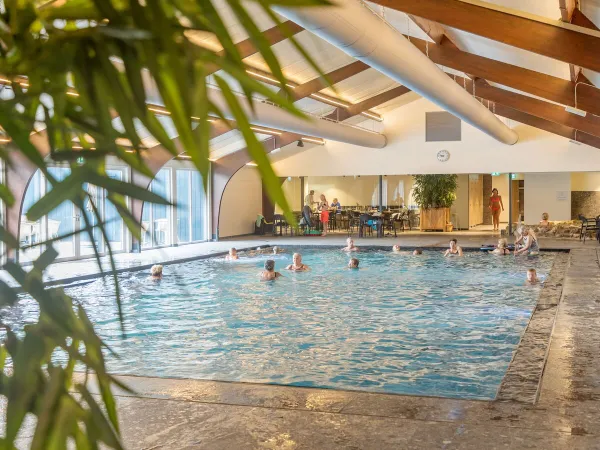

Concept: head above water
[[347, 237, 354, 247], [151, 264, 163, 277], [392, 245, 401, 252], [348, 258, 359, 269], [293, 253, 302, 264], [272, 246, 279, 254], [449, 238, 458, 248], [264, 260, 275, 272], [527, 268, 538, 282], [229, 247, 237, 255], [413, 248, 422, 255], [498, 238, 507, 249]]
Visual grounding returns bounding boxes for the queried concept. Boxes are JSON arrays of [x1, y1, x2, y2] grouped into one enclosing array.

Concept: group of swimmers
[[151, 228, 541, 284]]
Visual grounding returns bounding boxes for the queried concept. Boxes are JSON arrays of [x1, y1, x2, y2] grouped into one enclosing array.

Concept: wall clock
[[437, 150, 450, 162]]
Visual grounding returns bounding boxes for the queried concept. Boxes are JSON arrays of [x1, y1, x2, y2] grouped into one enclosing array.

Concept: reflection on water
[[2, 248, 555, 400]]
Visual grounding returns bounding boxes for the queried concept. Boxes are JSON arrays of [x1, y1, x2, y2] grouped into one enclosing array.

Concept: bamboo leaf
[[83, 170, 171, 205]]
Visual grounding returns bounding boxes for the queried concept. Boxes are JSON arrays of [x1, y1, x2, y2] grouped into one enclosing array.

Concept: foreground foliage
[[0, 0, 327, 447]]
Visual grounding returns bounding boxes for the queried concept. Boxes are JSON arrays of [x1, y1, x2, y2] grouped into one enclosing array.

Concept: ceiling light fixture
[[565, 105, 587, 117], [300, 137, 325, 145], [148, 105, 170, 115], [246, 162, 258, 166], [0, 137, 12, 143], [311, 93, 348, 108], [250, 126, 282, 135], [178, 155, 192, 159], [246, 69, 280, 85], [361, 111, 383, 122]]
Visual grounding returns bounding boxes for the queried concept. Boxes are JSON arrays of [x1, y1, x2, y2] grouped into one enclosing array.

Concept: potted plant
[[412, 174, 458, 231]]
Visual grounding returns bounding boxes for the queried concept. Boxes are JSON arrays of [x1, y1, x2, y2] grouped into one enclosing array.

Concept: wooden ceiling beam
[[288, 61, 370, 101], [326, 85, 411, 121], [452, 75, 600, 139], [406, 36, 600, 116], [370, 0, 600, 73]]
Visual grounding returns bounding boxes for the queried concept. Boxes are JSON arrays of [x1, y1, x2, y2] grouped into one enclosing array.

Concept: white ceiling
[[180, 0, 599, 160]]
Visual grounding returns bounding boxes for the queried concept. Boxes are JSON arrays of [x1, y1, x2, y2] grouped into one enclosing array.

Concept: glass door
[[47, 167, 76, 260]]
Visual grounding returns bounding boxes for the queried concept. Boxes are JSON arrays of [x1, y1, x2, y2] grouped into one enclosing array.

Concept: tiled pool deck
[[4, 235, 600, 449]]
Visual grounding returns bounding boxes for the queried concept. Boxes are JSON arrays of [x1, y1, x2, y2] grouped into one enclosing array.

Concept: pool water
[[3, 247, 555, 400]]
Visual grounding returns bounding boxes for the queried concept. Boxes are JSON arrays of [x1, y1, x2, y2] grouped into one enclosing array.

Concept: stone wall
[[483, 174, 492, 225], [571, 191, 600, 219]]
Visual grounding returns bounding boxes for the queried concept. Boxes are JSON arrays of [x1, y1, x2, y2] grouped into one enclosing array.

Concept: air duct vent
[[426, 112, 461, 142]]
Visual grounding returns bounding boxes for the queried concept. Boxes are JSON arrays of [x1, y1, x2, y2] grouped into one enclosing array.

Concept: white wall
[[524, 173, 571, 223], [276, 177, 302, 213], [451, 175, 469, 229], [219, 166, 262, 237], [571, 172, 600, 191], [272, 97, 600, 176]]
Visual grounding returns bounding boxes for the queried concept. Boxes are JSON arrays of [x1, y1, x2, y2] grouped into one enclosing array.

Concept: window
[[19, 166, 129, 263], [142, 168, 172, 248]]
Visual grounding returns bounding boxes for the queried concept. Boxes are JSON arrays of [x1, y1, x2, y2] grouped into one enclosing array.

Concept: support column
[[300, 176, 305, 207], [378, 175, 383, 212]]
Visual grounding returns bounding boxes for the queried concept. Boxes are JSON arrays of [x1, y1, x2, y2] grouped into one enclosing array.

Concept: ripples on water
[[2, 247, 555, 400]]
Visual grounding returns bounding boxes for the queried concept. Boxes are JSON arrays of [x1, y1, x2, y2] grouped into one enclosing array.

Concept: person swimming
[[413, 248, 423, 255], [526, 268, 539, 284], [514, 227, 540, 255], [285, 253, 309, 271], [225, 247, 239, 260], [444, 239, 463, 257], [392, 245, 401, 253], [149, 264, 163, 280], [272, 246, 284, 254], [260, 259, 282, 281], [490, 238, 510, 255], [348, 258, 359, 269], [342, 237, 359, 252]]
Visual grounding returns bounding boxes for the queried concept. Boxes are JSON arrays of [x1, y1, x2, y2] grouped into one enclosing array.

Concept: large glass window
[[142, 168, 171, 248], [191, 170, 206, 241], [19, 166, 128, 263], [176, 170, 191, 243]]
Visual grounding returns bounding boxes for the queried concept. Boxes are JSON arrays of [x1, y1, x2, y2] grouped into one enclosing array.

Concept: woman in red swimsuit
[[318, 194, 330, 236], [489, 188, 504, 232]]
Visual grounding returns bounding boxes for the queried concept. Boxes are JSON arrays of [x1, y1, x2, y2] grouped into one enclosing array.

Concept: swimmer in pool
[[342, 237, 359, 252], [225, 247, 239, 260], [444, 239, 463, 257], [348, 258, 360, 269], [490, 238, 510, 255], [392, 244, 401, 253], [272, 246, 284, 254], [413, 248, 423, 255], [285, 253, 310, 271], [514, 227, 540, 256], [149, 264, 163, 280], [260, 259, 282, 281], [526, 268, 539, 284]]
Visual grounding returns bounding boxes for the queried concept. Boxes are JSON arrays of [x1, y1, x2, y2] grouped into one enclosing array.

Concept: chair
[[272, 214, 289, 236], [358, 213, 373, 238], [578, 214, 599, 243], [347, 211, 360, 235]]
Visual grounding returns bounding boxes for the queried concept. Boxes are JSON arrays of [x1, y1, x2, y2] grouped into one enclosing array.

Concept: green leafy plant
[[412, 174, 458, 209], [0, 0, 330, 447]]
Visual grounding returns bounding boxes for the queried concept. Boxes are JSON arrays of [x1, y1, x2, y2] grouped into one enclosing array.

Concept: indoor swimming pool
[[3, 247, 556, 400]]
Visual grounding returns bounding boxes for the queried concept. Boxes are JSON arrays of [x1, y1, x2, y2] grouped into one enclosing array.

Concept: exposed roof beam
[[494, 103, 600, 150], [571, 7, 600, 30], [216, 21, 304, 60], [287, 61, 370, 100], [407, 36, 600, 116], [452, 75, 600, 139], [370, 0, 600, 73], [559, 0, 577, 22], [557, 3, 599, 81], [326, 85, 411, 121], [245, 64, 381, 120]]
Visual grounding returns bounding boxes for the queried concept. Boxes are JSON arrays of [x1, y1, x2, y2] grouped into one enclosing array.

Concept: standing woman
[[318, 194, 330, 236], [489, 188, 504, 232]]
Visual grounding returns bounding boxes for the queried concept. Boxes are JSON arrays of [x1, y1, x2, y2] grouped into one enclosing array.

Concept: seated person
[[444, 238, 463, 257], [348, 258, 360, 269], [413, 248, 423, 255], [539, 212, 550, 227], [272, 246, 284, 254], [526, 268, 539, 284], [490, 238, 510, 255], [260, 260, 282, 281], [331, 198, 342, 213], [514, 227, 539, 256], [342, 237, 359, 252], [392, 245, 401, 253], [285, 253, 309, 271], [149, 264, 163, 280], [225, 247, 239, 260]]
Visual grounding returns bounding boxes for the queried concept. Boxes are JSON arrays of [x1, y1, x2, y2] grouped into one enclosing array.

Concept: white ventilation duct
[[207, 87, 386, 148], [273, 0, 519, 145]]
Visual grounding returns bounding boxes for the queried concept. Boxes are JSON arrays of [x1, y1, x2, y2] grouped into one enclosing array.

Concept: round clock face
[[437, 150, 450, 162]]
